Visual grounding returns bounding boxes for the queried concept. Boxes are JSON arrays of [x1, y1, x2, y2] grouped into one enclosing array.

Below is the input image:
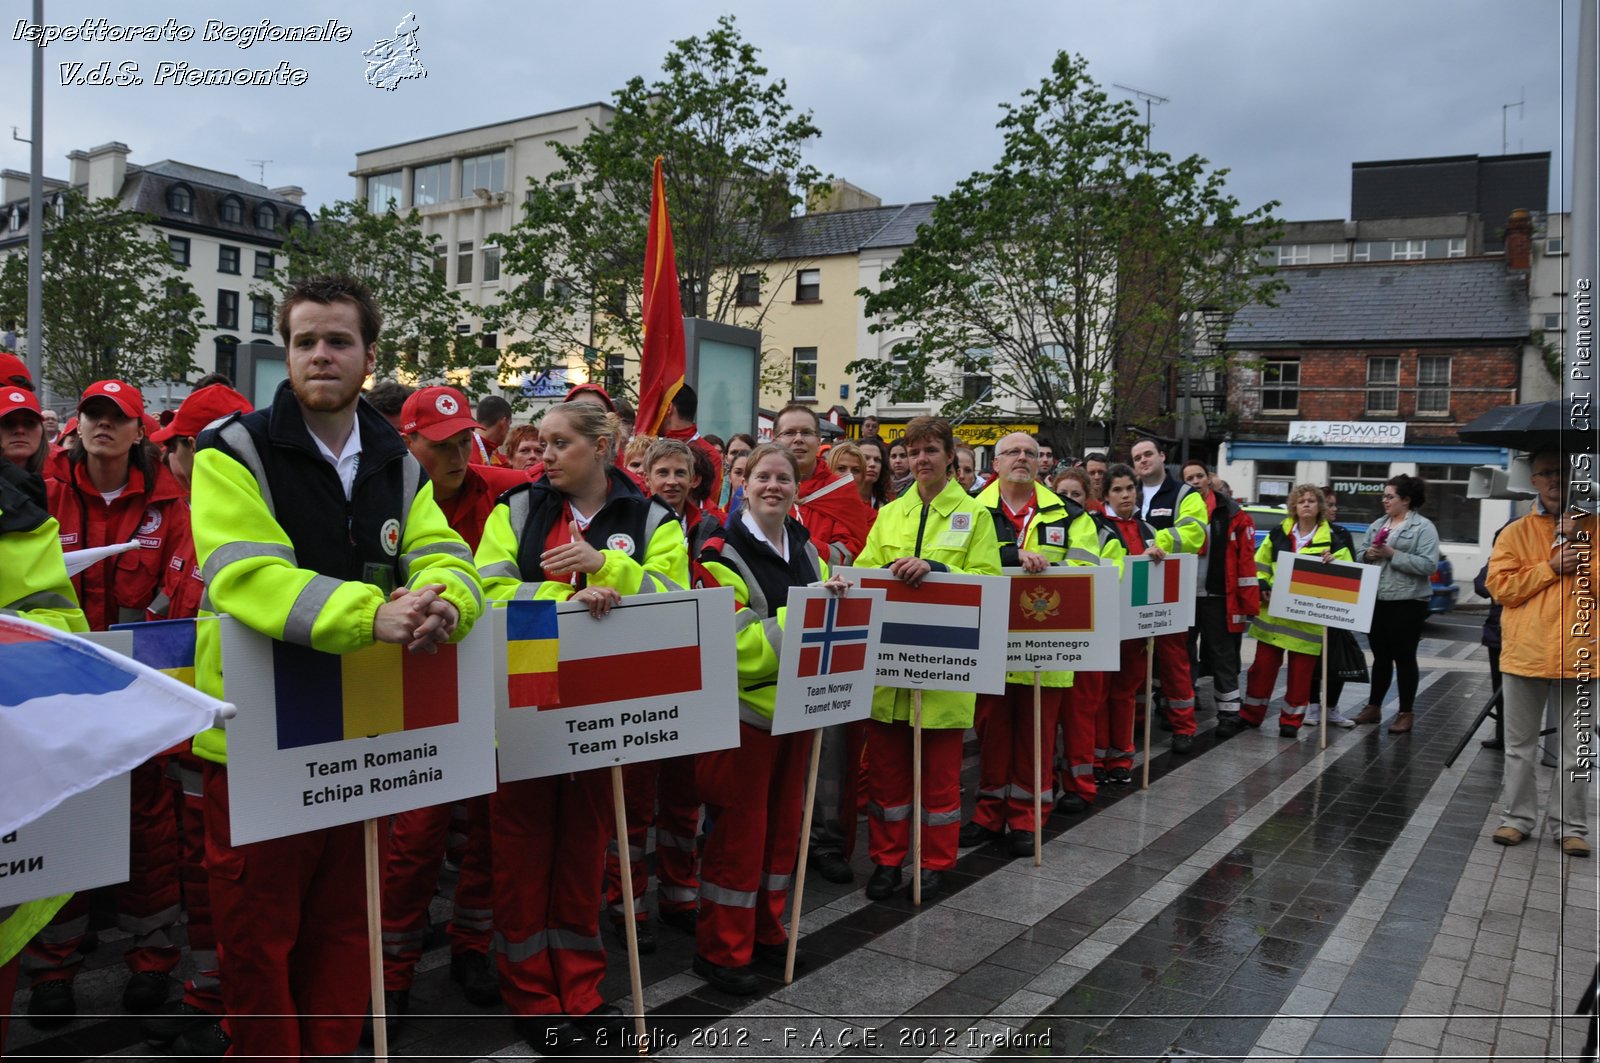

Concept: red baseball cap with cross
[[400, 386, 481, 441]]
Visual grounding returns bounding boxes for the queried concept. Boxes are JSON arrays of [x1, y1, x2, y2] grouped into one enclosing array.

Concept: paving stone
[[1439, 1032, 1495, 1059], [1455, 975, 1506, 1010], [1429, 932, 1473, 960], [1495, 1028, 1551, 1059], [1417, 954, 1467, 988], [1389, 1014, 1446, 1048]]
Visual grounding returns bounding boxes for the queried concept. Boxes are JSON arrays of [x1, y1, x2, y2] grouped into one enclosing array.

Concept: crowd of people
[[0, 273, 1590, 1060]]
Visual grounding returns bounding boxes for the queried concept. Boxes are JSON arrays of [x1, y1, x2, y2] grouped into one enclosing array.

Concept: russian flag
[[552, 596, 703, 709], [850, 575, 982, 651], [0, 615, 230, 836]]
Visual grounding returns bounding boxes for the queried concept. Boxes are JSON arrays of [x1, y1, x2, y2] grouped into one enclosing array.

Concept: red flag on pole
[[638, 156, 685, 437]]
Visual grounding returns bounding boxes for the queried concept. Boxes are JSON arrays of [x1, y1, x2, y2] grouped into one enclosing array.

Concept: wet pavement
[[8, 614, 1597, 1060]]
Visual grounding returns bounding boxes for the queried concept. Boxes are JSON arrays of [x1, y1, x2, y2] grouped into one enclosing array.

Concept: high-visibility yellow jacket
[[1488, 507, 1598, 679], [857, 477, 1002, 728], [975, 480, 1125, 687], [189, 393, 483, 764], [1249, 518, 1354, 655]]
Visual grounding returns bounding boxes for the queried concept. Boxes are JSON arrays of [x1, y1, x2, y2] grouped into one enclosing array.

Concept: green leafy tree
[[0, 191, 203, 397], [850, 52, 1283, 457], [490, 14, 824, 403], [260, 199, 477, 389]]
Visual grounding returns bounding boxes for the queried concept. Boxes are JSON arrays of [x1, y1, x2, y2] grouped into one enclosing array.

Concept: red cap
[[0, 352, 31, 387], [400, 386, 480, 442], [78, 379, 145, 419], [564, 382, 616, 412], [149, 384, 253, 443], [0, 386, 41, 419], [56, 415, 77, 444]]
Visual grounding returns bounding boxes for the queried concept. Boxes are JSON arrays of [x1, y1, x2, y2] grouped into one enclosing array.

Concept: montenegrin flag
[[552, 596, 703, 709], [798, 595, 873, 677], [1009, 572, 1095, 633], [637, 155, 686, 436], [272, 640, 458, 750], [0, 615, 230, 836], [850, 574, 982, 651], [1288, 557, 1363, 605], [1129, 556, 1183, 607], [506, 600, 560, 708]]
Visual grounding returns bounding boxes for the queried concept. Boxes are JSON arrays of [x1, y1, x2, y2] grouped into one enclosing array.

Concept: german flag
[[1288, 557, 1362, 605]]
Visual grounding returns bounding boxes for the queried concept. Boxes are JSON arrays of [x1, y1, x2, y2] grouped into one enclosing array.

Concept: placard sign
[[833, 569, 1010, 695], [494, 589, 740, 781], [1274, 553, 1379, 633], [220, 617, 498, 845], [0, 775, 129, 906], [1121, 554, 1196, 638], [770, 585, 886, 736], [1002, 565, 1122, 671]]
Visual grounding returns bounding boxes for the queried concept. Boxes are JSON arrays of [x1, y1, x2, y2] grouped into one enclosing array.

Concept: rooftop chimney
[[1504, 208, 1533, 271], [84, 142, 131, 201], [270, 185, 306, 205], [67, 150, 89, 190]]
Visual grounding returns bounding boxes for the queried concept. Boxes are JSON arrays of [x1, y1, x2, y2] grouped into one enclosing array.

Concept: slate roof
[[1224, 259, 1529, 347], [757, 201, 935, 259]]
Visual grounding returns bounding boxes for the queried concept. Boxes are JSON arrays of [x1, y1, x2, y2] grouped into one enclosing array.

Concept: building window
[[792, 347, 818, 401], [254, 251, 273, 279], [214, 337, 238, 383], [220, 195, 243, 224], [288, 210, 311, 232], [167, 184, 193, 215], [1417, 463, 1481, 542], [605, 352, 626, 396], [253, 202, 278, 230], [1543, 312, 1563, 331], [1447, 237, 1466, 258], [168, 236, 190, 266], [480, 332, 498, 350], [736, 272, 760, 306], [461, 152, 506, 195], [1351, 242, 1371, 262], [217, 290, 239, 330], [1390, 239, 1425, 261], [413, 162, 450, 206], [1547, 237, 1566, 255], [218, 245, 240, 274], [963, 372, 992, 404], [251, 296, 273, 334], [368, 171, 402, 212], [1260, 358, 1299, 414], [1416, 354, 1451, 415], [889, 351, 925, 404], [1255, 460, 1299, 507], [1365, 356, 1399, 414], [432, 244, 447, 280], [1277, 244, 1310, 266], [795, 268, 820, 302], [482, 244, 501, 283], [456, 241, 473, 284], [1328, 461, 1392, 526]]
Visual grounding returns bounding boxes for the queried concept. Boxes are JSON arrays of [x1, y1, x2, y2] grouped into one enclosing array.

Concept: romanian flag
[[119, 619, 198, 687], [272, 640, 458, 750], [636, 156, 685, 436], [1288, 557, 1363, 605], [506, 601, 560, 708], [1009, 572, 1094, 632], [1129, 557, 1183, 607]]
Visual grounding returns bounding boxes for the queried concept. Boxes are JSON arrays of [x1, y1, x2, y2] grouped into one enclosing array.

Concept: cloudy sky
[[0, 0, 1583, 220]]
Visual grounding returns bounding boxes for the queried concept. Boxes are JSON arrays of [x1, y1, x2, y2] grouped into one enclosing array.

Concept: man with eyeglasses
[[773, 404, 875, 886], [1486, 450, 1596, 857]]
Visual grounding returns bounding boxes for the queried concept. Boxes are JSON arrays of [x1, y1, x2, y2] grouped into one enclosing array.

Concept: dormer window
[[220, 195, 243, 224], [253, 202, 278, 230], [167, 184, 193, 215], [288, 209, 311, 232]]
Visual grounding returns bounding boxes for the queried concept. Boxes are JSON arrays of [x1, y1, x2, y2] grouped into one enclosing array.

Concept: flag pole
[[1033, 671, 1043, 867], [1140, 636, 1155, 791], [911, 689, 923, 906], [1319, 627, 1330, 752], [364, 818, 388, 1063], [609, 766, 649, 1054], [787, 728, 825, 984]]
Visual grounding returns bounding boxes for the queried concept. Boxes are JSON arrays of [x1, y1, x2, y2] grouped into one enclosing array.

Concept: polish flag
[[551, 596, 703, 709]]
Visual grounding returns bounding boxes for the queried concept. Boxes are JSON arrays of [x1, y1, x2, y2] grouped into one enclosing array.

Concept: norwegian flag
[[797, 596, 873, 677]]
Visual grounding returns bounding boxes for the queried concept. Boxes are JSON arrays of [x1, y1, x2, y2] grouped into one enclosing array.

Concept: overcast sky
[[0, 0, 1583, 221]]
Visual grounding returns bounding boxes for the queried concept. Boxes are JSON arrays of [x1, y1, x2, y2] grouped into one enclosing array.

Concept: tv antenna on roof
[[1502, 88, 1524, 155], [247, 159, 272, 185], [1113, 83, 1169, 153]]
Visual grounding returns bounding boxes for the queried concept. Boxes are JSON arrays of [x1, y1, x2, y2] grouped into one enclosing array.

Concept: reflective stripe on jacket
[[1249, 519, 1353, 655]]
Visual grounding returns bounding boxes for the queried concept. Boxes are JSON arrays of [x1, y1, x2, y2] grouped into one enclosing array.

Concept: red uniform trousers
[[694, 724, 807, 968], [1241, 642, 1315, 729], [1100, 641, 1148, 772], [1059, 672, 1103, 802], [490, 772, 611, 1017], [170, 753, 221, 1013], [972, 684, 1065, 833], [203, 762, 370, 1061], [23, 758, 180, 985], [381, 794, 494, 991], [605, 758, 700, 924], [865, 721, 963, 871], [1153, 632, 1198, 736]]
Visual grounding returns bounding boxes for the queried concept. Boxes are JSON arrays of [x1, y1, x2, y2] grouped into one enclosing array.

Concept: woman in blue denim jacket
[[1350, 474, 1440, 734]]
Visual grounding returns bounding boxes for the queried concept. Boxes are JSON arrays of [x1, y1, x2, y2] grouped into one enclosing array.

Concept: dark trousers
[[1368, 598, 1429, 713]]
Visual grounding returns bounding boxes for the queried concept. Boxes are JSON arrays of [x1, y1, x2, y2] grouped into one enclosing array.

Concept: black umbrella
[[1459, 400, 1593, 453]]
